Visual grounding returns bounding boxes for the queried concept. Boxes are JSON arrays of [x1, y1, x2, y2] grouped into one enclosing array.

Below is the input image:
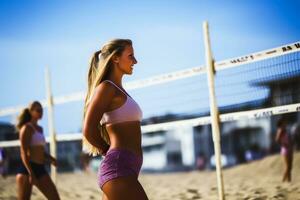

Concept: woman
[[83, 39, 149, 200], [275, 118, 294, 182], [16, 101, 60, 200]]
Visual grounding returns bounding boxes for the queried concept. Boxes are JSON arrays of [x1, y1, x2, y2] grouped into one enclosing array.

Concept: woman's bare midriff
[[29, 146, 45, 164], [105, 121, 143, 157]]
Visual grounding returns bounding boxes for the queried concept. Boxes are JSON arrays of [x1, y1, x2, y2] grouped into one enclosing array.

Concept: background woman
[[275, 118, 294, 182], [16, 101, 60, 200]]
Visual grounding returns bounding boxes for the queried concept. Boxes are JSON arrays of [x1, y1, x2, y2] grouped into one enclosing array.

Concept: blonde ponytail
[[82, 39, 132, 156]]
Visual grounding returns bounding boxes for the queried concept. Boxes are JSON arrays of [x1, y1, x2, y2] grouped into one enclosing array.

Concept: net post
[[45, 67, 57, 184], [203, 21, 225, 200]]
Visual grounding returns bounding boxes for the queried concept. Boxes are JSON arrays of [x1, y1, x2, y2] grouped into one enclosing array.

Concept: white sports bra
[[28, 123, 46, 146], [82, 80, 143, 156], [100, 80, 143, 125]]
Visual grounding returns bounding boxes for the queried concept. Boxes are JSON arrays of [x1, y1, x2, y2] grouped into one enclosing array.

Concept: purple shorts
[[97, 148, 143, 189], [281, 146, 292, 156]]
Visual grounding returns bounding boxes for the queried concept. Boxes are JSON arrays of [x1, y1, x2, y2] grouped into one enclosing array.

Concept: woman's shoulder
[[99, 80, 116, 88], [277, 127, 286, 133], [19, 123, 35, 136], [94, 80, 117, 98]]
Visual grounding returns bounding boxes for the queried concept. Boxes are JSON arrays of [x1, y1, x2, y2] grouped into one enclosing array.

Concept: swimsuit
[[100, 80, 143, 125], [98, 147, 143, 189], [280, 130, 292, 156], [96, 80, 143, 189], [17, 123, 48, 178], [82, 80, 143, 155]]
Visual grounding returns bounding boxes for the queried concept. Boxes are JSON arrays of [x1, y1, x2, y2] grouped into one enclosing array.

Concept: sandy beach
[[1, 152, 299, 200]]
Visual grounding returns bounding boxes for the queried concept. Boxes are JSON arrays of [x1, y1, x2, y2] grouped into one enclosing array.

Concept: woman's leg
[[102, 176, 148, 200], [287, 152, 293, 182], [35, 174, 60, 200], [16, 174, 32, 200], [102, 192, 109, 200], [282, 155, 289, 182]]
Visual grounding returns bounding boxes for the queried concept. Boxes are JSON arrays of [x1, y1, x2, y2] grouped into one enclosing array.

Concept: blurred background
[[0, 0, 299, 175]]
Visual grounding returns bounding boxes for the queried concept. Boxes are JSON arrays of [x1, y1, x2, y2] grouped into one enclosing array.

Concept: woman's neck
[[30, 119, 38, 125], [107, 75, 123, 87], [107, 66, 124, 87]]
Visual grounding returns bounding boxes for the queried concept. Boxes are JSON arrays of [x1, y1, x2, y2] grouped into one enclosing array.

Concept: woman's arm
[[44, 152, 57, 166], [275, 128, 283, 144], [83, 82, 115, 155], [39, 126, 57, 166], [19, 125, 35, 176]]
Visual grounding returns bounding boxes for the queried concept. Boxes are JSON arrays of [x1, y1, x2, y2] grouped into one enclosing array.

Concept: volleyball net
[[0, 41, 299, 147]]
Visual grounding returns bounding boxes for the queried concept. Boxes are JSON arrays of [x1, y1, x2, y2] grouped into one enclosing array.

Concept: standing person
[[83, 39, 149, 200], [16, 101, 60, 200], [275, 118, 294, 182]]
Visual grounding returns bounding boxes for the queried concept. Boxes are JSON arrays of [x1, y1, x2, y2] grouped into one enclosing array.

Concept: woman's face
[[115, 45, 137, 75], [30, 104, 43, 120]]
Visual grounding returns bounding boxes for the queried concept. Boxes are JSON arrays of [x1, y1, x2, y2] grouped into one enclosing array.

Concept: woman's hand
[[29, 173, 38, 185], [44, 152, 58, 167], [50, 157, 58, 167], [100, 144, 110, 156]]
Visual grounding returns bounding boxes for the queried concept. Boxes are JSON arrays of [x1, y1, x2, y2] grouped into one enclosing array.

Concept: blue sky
[[0, 0, 299, 135]]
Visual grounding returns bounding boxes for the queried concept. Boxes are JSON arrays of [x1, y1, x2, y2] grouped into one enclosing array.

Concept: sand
[[1, 152, 299, 200]]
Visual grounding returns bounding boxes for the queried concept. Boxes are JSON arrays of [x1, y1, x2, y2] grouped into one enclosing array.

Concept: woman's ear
[[111, 55, 120, 64]]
